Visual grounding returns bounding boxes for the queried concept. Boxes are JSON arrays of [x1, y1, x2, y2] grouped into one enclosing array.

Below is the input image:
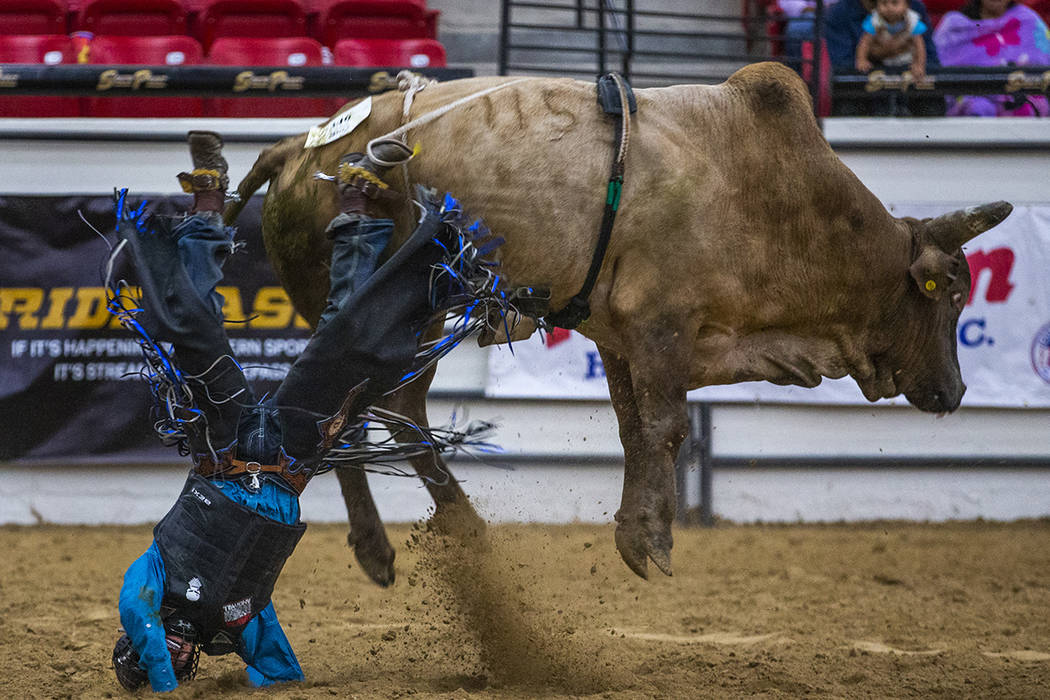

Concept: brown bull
[[225, 62, 1011, 581]]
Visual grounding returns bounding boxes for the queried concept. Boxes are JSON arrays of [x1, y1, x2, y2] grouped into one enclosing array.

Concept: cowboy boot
[[333, 138, 414, 216], [177, 130, 229, 214], [311, 144, 407, 328]]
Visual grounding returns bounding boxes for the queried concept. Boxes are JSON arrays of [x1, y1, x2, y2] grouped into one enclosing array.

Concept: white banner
[[486, 204, 1050, 408]]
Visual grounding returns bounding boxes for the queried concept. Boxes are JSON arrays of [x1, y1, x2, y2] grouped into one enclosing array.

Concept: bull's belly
[[687, 329, 851, 391]]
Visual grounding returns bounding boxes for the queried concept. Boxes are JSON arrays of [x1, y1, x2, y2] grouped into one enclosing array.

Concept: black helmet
[[112, 633, 148, 691], [111, 617, 200, 691]]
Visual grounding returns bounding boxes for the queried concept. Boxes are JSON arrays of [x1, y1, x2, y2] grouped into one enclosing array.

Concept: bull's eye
[[951, 291, 964, 309]]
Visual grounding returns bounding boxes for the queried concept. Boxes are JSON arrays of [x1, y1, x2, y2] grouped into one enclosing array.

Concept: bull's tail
[[222, 133, 308, 226]]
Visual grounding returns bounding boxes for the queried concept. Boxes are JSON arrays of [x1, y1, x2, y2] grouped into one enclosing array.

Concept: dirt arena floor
[[3, 519, 1050, 699]]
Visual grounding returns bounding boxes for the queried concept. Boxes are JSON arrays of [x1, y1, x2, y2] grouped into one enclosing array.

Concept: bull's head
[[885, 201, 1012, 413]]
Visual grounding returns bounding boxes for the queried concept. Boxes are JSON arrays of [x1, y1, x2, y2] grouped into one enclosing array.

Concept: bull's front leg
[[598, 340, 689, 579]]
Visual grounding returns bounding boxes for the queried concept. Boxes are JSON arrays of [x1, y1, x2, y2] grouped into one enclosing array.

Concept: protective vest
[[153, 473, 306, 655]]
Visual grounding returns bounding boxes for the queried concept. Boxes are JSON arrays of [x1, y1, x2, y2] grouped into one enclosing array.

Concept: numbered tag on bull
[[305, 97, 372, 149]]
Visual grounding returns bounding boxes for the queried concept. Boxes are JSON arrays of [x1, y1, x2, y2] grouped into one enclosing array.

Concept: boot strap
[[353, 178, 402, 201], [178, 169, 226, 194], [338, 163, 389, 190], [338, 166, 402, 202], [194, 452, 309, 495]]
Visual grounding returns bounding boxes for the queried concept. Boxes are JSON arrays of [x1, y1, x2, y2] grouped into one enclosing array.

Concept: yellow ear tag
[[925, 280, 937, 291]]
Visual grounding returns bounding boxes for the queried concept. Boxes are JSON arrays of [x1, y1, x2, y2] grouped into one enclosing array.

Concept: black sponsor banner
[[0, 194, 310, 462], [0, 65, 473, 96]]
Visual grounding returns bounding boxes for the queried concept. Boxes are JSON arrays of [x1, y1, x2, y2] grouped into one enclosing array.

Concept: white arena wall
[[1, 116, 1049, 526]]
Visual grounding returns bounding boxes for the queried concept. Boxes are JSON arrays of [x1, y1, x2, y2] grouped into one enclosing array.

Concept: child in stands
[[855, 0, 928, 78]]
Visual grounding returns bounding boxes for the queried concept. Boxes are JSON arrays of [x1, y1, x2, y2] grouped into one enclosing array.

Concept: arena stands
[[332, 37, 445, 67], [752, 0, 1050, 115], [206, 36, 331, 116], [0, 0, 446, 117], [85, 34, 204, 117], [317, 0, 438, 45], [0, 34, 79, 116], [78, 0, 189, 36], [0, 0, 68, 36], [198, 0, 309, 50]]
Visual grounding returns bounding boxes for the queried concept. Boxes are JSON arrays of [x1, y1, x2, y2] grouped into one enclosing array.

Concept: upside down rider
[[110, 131, 506, 691]]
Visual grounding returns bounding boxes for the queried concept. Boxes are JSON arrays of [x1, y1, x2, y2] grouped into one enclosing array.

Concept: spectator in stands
[[825, 0, 945, 114], [780, 0, 840, 71], [855, 0, 928, 78], [934, 0, 1050, 115]]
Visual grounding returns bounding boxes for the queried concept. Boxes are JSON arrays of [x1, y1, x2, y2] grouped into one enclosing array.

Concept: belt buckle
[[245, 461, 262, 492]]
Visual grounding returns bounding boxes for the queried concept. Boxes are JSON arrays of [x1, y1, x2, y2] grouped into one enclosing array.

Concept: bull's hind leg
[[598, 337, 689, 579], [334, 350, 484, 587], [382, 364, 486, 538], [335, 467, 396, 586]]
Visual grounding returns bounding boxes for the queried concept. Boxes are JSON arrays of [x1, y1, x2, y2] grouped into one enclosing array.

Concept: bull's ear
[[925, 201, 1013, 252], [909, 247, 953, 300]]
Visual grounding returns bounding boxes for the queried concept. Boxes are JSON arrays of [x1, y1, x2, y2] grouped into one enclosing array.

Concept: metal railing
[[498, 1, 1050, 116], [498, 0, 824, 99], [832, 65, 1050, 104], [675, 403, 1050, 526]]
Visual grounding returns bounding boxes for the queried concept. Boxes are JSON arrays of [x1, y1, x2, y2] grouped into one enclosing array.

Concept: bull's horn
[[925, 201, 1013, 251]]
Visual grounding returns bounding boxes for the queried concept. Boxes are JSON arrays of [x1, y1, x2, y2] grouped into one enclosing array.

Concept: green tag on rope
[[606, 178, 623, 211]]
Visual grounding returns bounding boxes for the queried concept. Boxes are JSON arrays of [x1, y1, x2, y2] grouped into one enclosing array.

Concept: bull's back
[[258, 66, 886, 337]]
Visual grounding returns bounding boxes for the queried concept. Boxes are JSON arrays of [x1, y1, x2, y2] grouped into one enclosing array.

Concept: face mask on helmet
[[112, 617, 201, 691], [112, 633, 148, 691]]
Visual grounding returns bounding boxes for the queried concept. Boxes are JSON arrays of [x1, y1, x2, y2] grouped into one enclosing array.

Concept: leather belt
[[194, 452, 310, 495]]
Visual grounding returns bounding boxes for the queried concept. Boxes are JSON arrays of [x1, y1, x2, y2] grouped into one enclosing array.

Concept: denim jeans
[[133, 211, 405, 463], [172, 211, 235, 322], [117, 211, 251, 453], [317, 215, 394, 332], [274, 213, 440, 461]]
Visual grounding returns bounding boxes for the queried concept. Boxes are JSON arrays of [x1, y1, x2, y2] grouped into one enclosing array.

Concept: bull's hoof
[[613, 516, 673, 580], [348, 527, 396, 587]]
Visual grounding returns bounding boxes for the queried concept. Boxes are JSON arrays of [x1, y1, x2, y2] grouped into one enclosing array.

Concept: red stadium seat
[[1019, 0, 1050, 23], [0, 35, 79, 116], [333, 37, 446, 67], [77, 0, 188, 36], [0, 0, 68, 36], [199, 0, 308, 50], [85, 35, 204, 117], [317, 0, 438, 46], [205, 36, 330, 117], [923, 0, 964, 28]]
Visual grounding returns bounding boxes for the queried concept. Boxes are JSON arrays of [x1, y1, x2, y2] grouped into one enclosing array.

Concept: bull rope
[[395, 70, 436, 126], [357, 75, 536, 339], [363, 76, 534, 195], [369, 76, 532, 159]]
